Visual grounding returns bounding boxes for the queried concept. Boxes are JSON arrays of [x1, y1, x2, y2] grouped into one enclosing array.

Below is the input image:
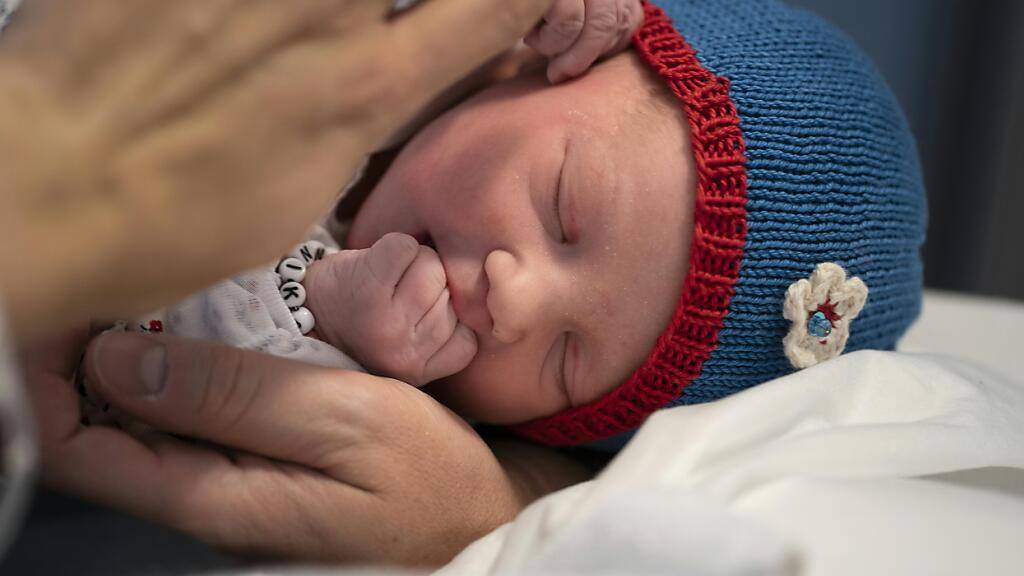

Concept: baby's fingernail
[[90, 333, 167, 398]]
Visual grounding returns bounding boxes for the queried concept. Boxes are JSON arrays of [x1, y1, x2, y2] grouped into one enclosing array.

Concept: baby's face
[[349, 52, 695, 425]]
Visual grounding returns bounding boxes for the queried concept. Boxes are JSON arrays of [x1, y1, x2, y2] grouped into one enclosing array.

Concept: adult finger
[[393, 0, 552, 77], [394, 246, 447, 318], [23, 341, 205, 524], [293, 0, 552, 143], [113, 0, 394, 130], [83, 331, 405, 479], [20, 327, 90, 379], [547, 0, 619, 83], [392, 0, 553, 94], [524, 0, 585, 57]]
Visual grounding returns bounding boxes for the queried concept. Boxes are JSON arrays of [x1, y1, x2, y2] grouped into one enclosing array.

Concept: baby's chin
[[422, 372, 519, 426], [422, 378, 475, 423], [423, 372, 493, 423]]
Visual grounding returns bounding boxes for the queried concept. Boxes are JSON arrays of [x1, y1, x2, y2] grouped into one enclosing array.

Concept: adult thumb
[[85, 331, 388, 470]]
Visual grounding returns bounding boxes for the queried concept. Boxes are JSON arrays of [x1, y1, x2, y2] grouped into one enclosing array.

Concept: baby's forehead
[[488, 51, 678, 130]]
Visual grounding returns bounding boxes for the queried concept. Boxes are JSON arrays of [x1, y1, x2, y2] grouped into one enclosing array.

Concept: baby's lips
[[419, 234, 437, 250], [446, 273, 493, 341], [453, 322, 480, 365]]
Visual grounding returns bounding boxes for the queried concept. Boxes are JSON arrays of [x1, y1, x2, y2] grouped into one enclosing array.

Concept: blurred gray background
[[788, 0, 1024, 301]]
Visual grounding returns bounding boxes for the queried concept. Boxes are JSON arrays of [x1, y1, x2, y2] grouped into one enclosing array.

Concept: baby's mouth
[[415, 232, 436, 250]]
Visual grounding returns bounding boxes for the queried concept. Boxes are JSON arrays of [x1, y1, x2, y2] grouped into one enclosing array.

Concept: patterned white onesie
[[80, 226, 364, 425], [132, 225, 362, 372]]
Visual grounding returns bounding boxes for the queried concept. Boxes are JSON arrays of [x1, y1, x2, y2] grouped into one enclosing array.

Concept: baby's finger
[[547, 0, 620, 83], [415, 287, 457, 342], [365, 232, 421, 291], [394, 247, 447, 321], [410, 287, 459, 383], [524, 0, 585, 57], [422, 324, 478, 384]]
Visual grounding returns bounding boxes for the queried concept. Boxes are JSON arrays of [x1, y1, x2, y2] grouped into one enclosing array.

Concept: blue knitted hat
[[515, 0, 927, 445]]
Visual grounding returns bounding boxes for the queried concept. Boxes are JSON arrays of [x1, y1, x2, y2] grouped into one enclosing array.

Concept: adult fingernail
[[90, 333, 167, 398]]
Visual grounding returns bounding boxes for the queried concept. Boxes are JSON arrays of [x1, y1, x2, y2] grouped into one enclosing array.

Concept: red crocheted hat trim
[[512, 2, 749, 446]]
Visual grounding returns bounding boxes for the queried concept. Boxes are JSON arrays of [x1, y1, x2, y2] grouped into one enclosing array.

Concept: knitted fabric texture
[[514, 0, 927, 446]]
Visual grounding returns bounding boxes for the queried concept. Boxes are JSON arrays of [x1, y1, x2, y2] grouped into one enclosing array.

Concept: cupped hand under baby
[[305, 233, 477, 386], [25, 330, 564, 565]]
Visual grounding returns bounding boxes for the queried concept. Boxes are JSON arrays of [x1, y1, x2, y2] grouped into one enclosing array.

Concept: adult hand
[[25, 331, 590, 565], [0, 0, 552, 343]]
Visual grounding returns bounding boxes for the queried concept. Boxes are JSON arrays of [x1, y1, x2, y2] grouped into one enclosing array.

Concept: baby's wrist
[[300, 249, 369, 356], [275, 240, 338, 337]]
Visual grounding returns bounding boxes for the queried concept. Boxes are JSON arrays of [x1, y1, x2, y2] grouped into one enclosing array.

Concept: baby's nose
[[484, 249, 550, 344]]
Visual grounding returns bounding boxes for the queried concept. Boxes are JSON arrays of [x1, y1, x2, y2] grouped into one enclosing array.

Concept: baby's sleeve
[[162, 267, 363, 372]]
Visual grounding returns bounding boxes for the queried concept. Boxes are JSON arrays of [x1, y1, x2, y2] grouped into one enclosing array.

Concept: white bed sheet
[[899, 289, 1024, 384]]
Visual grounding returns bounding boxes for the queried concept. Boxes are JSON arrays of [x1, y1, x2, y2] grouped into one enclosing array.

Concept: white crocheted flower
[[783, 262, 868, 369]]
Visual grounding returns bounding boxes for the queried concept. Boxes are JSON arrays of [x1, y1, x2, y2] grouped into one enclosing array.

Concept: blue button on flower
[[807, 311, 833, 338]]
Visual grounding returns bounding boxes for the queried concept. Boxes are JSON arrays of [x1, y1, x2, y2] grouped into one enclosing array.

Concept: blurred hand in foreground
[[0, 0, 552, 342]]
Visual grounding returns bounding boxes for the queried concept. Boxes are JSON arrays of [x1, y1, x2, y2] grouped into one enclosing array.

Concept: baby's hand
[[525, 0, 644, 84], [305, 233, 477, 387]]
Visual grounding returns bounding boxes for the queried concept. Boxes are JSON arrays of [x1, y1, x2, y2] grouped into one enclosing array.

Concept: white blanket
[[437, 350, 1024, 575]]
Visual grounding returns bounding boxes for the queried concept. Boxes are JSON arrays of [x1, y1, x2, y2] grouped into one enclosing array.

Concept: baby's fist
[[525, 0, 644, 83], [306, 233, 477, 386]]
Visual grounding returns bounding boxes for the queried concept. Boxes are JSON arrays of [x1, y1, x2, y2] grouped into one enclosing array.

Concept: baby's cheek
[[427, 359, 560, 426]]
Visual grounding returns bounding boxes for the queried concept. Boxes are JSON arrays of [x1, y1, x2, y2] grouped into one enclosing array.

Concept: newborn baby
[[347, 51, 693, 420], [91, 0, 928, 449], [288, 47, 688, 398]]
